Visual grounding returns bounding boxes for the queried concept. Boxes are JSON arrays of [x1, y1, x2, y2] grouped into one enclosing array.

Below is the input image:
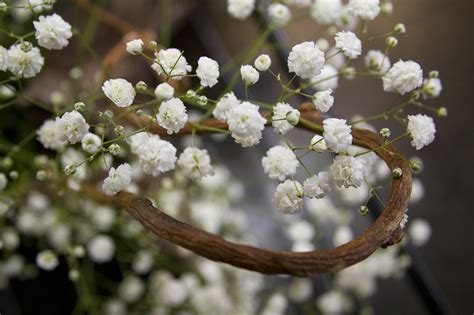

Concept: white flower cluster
[[102, 163, 132, 196]]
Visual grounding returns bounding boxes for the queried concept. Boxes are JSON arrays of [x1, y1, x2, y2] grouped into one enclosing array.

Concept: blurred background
[[0, 0, 472, 314]]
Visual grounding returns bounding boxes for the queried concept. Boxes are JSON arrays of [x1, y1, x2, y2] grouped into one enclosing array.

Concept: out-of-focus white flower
[[240, 64, 260, 85], [261, 293, 288, 315], [409, 219, 431, 246], [213, 92, 241, 122], [91, 206, 115, 231], [410, 178, 425, 204], [7, 43, 44, 78], [303, 171, 331, 199], [254, 54, 271, 72], [407, 114, 436, 150], [383, 60, 423, 95], [288, 41, 325, 79], [313, 89, 334, 113], [177, 147, 214, 180], [33, 14, 72, 50], [272, 180, 303, 214], [102, 163, 132, 196], [262, 145, 299, 181], [81, 133, 102, 154], [103, 299, 126, 315], [152, 48, 192, 80], [37, 119, 67, 151], [311, 0, 343, 25], [227, 101, 266, 147], [311, 64, 339, 90], [36, 250, 59, 271], [196, 56, 220, 87], [272, 102, 300, 134], [348, 0, 380, 20], [323, 118, 352, 153], [268, 3, 291, 27], [154, 82, 174, 100], [287, 220, 315, 242], [422, 77, 442, 99], [333, 226, 353, 246], [1, 228, 20, 250], [317, 290, 353, 314], [365, 49, 391, 73], [330, 156, 365, 188], [288, 278, 313, 302], [335, 31, 362, 59], [227, 0, 255, 20], [285, 0, 311, 7], [118, 276, 145, 302], [102, 78, 136, 107], [87, 235, 115, 263], [156, 98, 188, 134], [132, 250, 154, 274], [55, 110, 90, 144], [126, 39, 144, 55]]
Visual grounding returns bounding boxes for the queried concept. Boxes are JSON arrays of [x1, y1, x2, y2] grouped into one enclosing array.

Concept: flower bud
[[103, 110, 114, 120], [69, 269, 80, 281], [358, 205, 369, 216], [386, 36, 398, 48], [20, 41, 33, 52], [0, 2, 8, 12], [36, 170, 48, 181], [64, 164, 76, 175], [72, 245, 85, 258], [108, 143, 120, 156], [409, 157, 423, 173], [254, 54, 272, 72], [186, 89, 197, 99], [197, 95, 208, 106], [379, 128, 391, 139], [135, 81, 147, 92], [149, 40, 158, 49], [343, 67, 356, 80], [9, 171, 18, 179], [114, 125, 125, 136], [286, 110, 300, 126], [392, 167, 403, 178], [381, 2, 393, 15], [74, 101, 86, 112], [394, 23, 406, 35], [437, 107, 448, 117]]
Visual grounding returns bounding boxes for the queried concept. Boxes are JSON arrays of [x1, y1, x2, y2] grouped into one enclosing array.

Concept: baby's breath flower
[[213, 92, 241, 122], [364, 50, 391, 73], [330, 156, 365, 188], [254, 54, 271, 72], [407, 114, 436, 150], [272, 102, 300, 134], [81, 133, 101, 154], [385, 36, 398, 48], [408, 219, 431, 246], [154, 82, 174, 100], [126, 39, 144, 55], [313, 89, 334, 113], [272, 180, 303, 214], [335, 31, 362, 59], [227, 101, 266, 147], [156, 98, 188, 134], [152, 48, 191, 80], [55, 110, 90, 144], [240, 64, 259, 85], [422, 77, 442, 99], [87, 235, 115, 263], [135, 137, 177, 176], [394, 23, 406, 35], [108, 143, 120, 156], [310, 0, 343, 25], [303, 171, 331, 199], [383, 60, 423, 95], [268, 3, 291, 28], [309, 135, 327, 152], [323, 118, 352, 153], [227, 0, 255, 20], [36, 250, 59, 271], [348, 0, 380, 21], [262, 145, 299, 181], [33, 14, 72, 50], [310, 64, 339, 90], [7, 43, 44, 78], [135, 80, 147, 92], [102, 78, 136, 107], [102, 163, 132, 195], [37, 119, 66, 150], [196, 56, 220, 88], [177, 147, 214, 180], [288, 41, 325, 79]]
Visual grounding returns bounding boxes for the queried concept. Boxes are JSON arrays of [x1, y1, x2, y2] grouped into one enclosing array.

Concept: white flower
[[311, 64, 339, 90], [213, 92, 241, 122], [409, 178, 425, 204], [272, 102, 300, 134], [177, 147, 214, 180], [422, 77, 442, 99], [335, 31, 362, 59], [273, 180, 303, 214], [7, 43, 44, 78], [37, 119, 66, 150], [36, 250, 59, 271], [311, 0, 343, 25], [0, 173, 7, 192], [87, 235, 115, 263], [268, 3, 291, 27], [383, 60, 423, 95], [227, 101, 266, 147], [81, 133, 101, 154], [254, 54, 271, 71], [348, 0, 380, 20], [333, 226, 354, 246], [102, 78, 136, 107], [287, 221, 315, 243], [303, 171, 331, 199], [156, 97, 188, 134], [364, 49, 391, 73], [309, 135, 327, 152], [288, 41, 325, 79], [330, 156, 365, 188], [240, 64, 259, 85], [152, 48, 192, 80], [400, 213, 409, 229], [132, 250, 154, 274], [0, 46, 8, 71], [196, 56, 220, 87], [119, 276, 145, 302], [28, 0, 54, 13], [102, 163, 132, 195], [313, 89, 334, 113], [408, 219, 431, 246], [262, 145, 299, 181], [154, 82, 174, 101], [227, 0, 255, 20], [33, 14, 72, 50], [323, 118, 352, 153], [129, 132, 153, 154], [55, 110, 89, 144], [407, 114, 436, 150], [135, 137, 177, 176], [91, 206, 115, 231], [126, 39, 144, 55]]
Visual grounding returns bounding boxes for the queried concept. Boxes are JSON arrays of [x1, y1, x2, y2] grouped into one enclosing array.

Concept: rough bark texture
[[82, 105, 412, 277]]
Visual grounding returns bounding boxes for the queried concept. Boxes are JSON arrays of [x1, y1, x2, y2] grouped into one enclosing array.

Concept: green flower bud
[[392, 167, 403, 178]]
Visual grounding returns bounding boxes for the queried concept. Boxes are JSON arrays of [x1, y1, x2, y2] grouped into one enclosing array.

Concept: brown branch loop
[[83, 104, 412, 277]]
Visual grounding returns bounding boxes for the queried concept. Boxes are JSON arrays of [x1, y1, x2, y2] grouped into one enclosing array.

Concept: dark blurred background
[[1, 0, 473, 314]]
